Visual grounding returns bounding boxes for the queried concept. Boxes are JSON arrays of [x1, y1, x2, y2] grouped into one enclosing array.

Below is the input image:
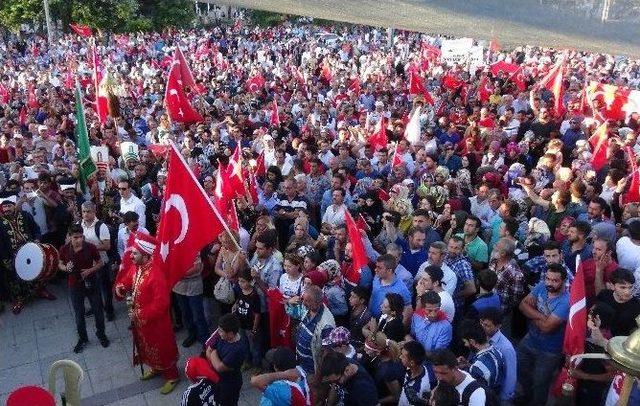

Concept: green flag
[[75, 83, 97, 193]]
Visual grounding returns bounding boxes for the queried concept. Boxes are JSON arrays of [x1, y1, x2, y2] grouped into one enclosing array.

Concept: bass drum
[[15, 242, 60, 282]]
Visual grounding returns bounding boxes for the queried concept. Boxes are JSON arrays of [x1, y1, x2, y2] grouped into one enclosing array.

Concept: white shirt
[[119, 193, 146, 229], [279, 273, 304, 298], [455, 371, 486, 406], [438, 291, 456, 322], [469, 196, 494, 228], [616, 236, 640, 271], [21, 197, 48, 235], [81, 218, 110, 263], [416, 261, 458, 297], [322, 204, 347, 226]]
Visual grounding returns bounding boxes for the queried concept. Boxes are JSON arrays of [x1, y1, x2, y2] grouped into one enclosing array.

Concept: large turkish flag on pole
[[155, 142, 228, 288], [164, 61, 203, 124]]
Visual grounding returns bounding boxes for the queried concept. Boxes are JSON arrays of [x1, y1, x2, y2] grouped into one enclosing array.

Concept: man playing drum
[[0, 190, 51, 314], [59, 224, 110, 353]]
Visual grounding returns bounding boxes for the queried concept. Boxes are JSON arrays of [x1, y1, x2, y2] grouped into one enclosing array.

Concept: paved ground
[[0, 281, 261, 405], [211, 0, 640, 56]]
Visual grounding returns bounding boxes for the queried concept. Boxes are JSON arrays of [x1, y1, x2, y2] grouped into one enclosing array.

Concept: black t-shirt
[[234, 288, 260, 330], [379, 316, 406, 343], [349, 308, 372, 349], [343, 363, 379, 406], [596, 290, 640, 336], [180, 379, 219, 406]]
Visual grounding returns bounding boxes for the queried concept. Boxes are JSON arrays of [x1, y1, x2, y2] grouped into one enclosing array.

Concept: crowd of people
[[2, 13, 640, 406]]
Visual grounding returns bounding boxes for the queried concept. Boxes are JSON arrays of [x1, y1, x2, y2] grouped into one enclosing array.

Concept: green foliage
[[0, 0, 43, 32], [0, 0, 196, 34], [251, 10, 287, 27]]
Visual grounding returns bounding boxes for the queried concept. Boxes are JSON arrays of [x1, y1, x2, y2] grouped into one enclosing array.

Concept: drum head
[[15, 242, 45, 281]]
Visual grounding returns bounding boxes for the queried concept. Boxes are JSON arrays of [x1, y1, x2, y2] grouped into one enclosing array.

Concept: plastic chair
[[47, 359, 84, 406]]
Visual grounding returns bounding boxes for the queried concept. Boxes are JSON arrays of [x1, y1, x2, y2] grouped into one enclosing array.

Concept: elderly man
[[114, 232, 179, 394], [295, 285, 335, 387]]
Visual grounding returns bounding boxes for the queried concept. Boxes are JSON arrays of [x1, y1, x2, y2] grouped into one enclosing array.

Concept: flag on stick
[[74, 83, 97, 193]]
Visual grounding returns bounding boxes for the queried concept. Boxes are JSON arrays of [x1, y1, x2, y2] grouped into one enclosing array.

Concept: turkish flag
[[510, 67, 527, 91], [586, 81, 640, 122], [391, 143, 405, 168], [344, 211, 368, 285], [164, 61, 203, 124], [550, 65, 566, 118], [348, 77, 361, 96], [69, 23, 92, 37], [174, 46, 199, 93], [623, 147, 640, 204], [245, 74, 266, 93], [409, 70, 434, 105], [267, 288, 293, 348], [490, 61, 518, 76], [421, 43, 441, 60], [553, 259, 587, 396], [404, 106, 422, 144], [148, 143, 170, 157], [228, 201, 240, 232], [535, 60, 564, 92], [0, 83, 9, 105], [226, 145, 245, 194], [27, 84, 39, 109], [589, 123, 609, 171], [247, 170, 260, 205], [368, 116, 388, 151], [320, 63, 333, 84], [91, 45, 108, 125], [478, 76, 494, 104], [270, 99, 280, 127], [355, 213, 370, 233], [214, 160, 234, 213], [442, 73, 464, 91], [156, 143, 228, 288], [254, 150, 266, 177]]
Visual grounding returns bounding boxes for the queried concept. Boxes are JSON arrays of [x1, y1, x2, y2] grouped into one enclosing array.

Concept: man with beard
[[114, 231, 180, 394], [516, 263, 569, 406], [0, 190, 46, 314]]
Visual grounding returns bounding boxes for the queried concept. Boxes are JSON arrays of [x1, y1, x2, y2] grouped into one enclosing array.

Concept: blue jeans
[[516, 334, 563, 406], [70, 283, 105, 340], [176, 293, 209, 345]]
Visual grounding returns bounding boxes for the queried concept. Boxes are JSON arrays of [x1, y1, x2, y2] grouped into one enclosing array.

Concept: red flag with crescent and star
[[70, 23, 92, 37], [174, 46, 199, 93], [409, 70, 434, 105], [156, 143, 228, 288], [553, 258, 587, 396], [245, 74, 266, 93], [589, 123, 609, 171], [344, 211, 368, 285], [164, 60, 203, 124]]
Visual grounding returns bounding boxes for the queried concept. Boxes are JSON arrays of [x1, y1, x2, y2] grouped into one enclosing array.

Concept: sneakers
[[98, 335, 110, 348], [181, 334, 197, 348], [73, 338, 88, 353], [159, 379, 179, 395]]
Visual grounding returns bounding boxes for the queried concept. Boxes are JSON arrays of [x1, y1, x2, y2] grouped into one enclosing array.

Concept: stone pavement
[[0, 281, 262, 405]]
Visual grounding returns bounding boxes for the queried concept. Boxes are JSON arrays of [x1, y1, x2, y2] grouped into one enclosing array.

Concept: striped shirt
[[468, 345, 505, 394], [399, 365, 433, 405], [296, 309, 322, 373]]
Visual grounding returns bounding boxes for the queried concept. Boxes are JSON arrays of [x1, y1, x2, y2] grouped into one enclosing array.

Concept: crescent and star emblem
[[159, 193, 189, 261]]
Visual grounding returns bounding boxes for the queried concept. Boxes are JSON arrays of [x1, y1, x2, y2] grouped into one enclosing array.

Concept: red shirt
[[579, 258, 618, 302], [59, 242, 100, 289]]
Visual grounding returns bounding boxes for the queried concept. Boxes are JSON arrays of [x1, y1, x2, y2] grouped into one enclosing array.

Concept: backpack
[[459, 379, 500, 406], [79, 220, 119, 264]]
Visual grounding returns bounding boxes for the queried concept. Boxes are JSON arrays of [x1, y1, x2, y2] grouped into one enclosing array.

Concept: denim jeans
[[96, 264, 114, 314], [70, 283, 105, 340], [176, 293, 209, 345], [516, 334, 563, 406], [242, 328, 262, 367]]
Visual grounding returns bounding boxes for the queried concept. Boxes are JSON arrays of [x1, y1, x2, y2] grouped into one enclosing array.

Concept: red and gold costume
[[115, 233, 178, 380]]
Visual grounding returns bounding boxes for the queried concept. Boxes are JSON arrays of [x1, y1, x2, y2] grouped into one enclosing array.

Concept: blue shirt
[[296, 309, 323, 373], [410, 314, 452, 351], [489, 330, 517, 401], [369, 276, 412, 318], [396, 236, 428, 277], [470, 292, 501, 317], [561, 240, 592, 275], [469, 345, 505, 394], [526, 281, 570, 352]]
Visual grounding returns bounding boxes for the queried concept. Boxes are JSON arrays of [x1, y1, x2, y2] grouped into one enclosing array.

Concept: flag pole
[[167, 140, 248, 263]]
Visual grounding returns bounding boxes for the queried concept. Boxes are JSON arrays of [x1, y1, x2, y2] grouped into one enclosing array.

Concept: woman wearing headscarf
[[285, 216, 316, 254], [318, 259, 348, 327]]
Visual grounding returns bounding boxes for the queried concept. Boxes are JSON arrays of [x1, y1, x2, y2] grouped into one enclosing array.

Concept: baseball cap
[[321, 326, 351, 347]]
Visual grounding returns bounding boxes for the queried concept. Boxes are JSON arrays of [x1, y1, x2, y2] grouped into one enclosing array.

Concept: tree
[[0, 0, 45, 32]]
